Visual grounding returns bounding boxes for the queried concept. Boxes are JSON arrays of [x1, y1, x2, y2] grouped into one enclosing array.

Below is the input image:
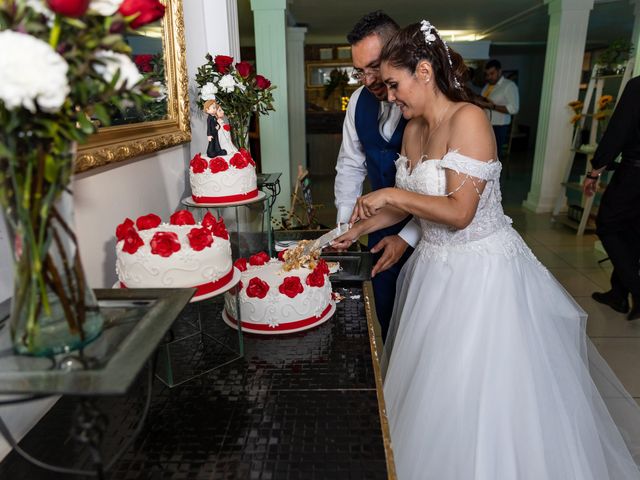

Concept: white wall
[[0, 0, 233, 462]]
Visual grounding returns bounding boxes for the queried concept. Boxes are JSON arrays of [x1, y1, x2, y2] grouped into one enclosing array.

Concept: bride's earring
[[425, 77, 430, 83]]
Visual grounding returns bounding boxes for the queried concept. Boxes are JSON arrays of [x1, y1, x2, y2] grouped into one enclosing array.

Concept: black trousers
[[596, 163, 640, 300]]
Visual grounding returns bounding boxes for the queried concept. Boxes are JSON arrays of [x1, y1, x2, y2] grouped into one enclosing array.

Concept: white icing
[[116, 223, 232, 288], [190, 154, 257, 200], [223, 259, 332, 328]]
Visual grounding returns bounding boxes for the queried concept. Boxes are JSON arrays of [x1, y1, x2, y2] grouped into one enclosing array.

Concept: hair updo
[[380, 22, 490, 109]]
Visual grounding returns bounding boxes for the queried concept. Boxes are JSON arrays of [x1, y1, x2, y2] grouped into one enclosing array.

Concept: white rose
[[23, 0, 55, 22], [218, 74, 237, 93], [93, 50, 143, 90], [0, 30, 69, 113], [200, 82, 218, 100], [89, 0, 124, 16], [153, 81, 167, 102]]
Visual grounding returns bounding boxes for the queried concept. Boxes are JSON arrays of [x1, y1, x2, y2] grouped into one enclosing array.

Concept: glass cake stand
[[153, 268, 244, 388]]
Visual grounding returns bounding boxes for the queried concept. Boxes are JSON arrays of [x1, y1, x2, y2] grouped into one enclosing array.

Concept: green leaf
[[43, 154, 59, 183], [77, 113, 96, 135]]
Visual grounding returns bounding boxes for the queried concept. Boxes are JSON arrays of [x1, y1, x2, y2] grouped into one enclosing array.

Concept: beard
[[367, 81, 387, 101]]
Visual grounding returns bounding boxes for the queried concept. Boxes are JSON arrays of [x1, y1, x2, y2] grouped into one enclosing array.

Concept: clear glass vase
[[228, 112, 252, 152], [2, 149, 104, 356]]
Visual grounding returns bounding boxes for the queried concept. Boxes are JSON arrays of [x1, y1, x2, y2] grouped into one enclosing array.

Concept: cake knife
[[300, 223, 351, 257]]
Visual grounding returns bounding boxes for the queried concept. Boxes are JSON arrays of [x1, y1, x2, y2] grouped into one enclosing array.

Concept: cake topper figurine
[[204, 99, 231, 158]]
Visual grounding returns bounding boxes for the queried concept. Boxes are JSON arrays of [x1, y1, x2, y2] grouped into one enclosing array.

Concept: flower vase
[[228, 113, 252, 153], [2, 148, 103, 356]]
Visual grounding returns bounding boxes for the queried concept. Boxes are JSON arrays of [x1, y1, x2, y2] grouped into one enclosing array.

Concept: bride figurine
[[335, 20, 640, 480], [204, 99, 237, 157]]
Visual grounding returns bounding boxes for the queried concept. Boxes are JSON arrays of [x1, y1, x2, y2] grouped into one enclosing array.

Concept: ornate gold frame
[[75, 0, 191, 173]]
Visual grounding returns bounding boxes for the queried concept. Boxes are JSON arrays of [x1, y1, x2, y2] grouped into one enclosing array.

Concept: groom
[[334, 11, 421, 340]]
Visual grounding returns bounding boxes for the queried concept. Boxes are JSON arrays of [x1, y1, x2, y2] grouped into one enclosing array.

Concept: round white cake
[[223, 254, 335, 334], [189, 148, 258, 204], [115, 210, 233, 301]]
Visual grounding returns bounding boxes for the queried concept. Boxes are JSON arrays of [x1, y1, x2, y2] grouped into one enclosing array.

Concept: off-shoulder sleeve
[[440, 151, 501, 181]]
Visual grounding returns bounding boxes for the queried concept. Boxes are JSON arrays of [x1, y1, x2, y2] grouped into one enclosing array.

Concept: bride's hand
[[350, 188, 393, 224], [331, 223, 361, 251]]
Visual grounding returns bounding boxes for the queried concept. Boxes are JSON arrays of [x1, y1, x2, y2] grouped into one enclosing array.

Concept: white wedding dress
[[383, 151, 640, 479]]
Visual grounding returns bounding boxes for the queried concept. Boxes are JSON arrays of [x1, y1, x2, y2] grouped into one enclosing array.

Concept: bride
[[335, 20, 640, 479]]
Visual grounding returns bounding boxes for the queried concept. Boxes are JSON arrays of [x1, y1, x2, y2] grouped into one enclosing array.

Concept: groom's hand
[[370, 235, 408, 277]]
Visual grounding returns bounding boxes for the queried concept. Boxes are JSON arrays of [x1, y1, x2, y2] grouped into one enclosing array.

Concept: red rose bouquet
[[195, 54, 276, 150]]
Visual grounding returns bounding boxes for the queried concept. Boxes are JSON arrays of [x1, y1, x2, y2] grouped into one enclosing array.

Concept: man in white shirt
[[481, 59, 519, 154], [334, 11, 421, 340]]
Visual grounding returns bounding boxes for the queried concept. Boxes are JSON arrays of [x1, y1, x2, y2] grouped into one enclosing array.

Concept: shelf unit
[[552, 60, 633, 235]]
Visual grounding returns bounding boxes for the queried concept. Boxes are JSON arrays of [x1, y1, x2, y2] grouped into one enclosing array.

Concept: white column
[[287, 26, 308, 187], [524, 0, 594, 213], [184, 0, 239, 161], [631, 0, 640, 76], [250, 0, 291, 212]]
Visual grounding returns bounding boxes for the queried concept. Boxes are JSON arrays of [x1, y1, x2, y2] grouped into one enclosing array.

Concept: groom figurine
[[335, 11, 421, 340]]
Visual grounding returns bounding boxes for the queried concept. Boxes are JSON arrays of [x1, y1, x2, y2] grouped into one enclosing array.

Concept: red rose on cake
[[277, 250, 287, 261], [249, 251, 270, 266], [211, 217, 229, 239], [230, 152, 248, 169], [306, 269, 325, 288], [136, 213, 162, 230], [279, 276, 304, 298], [116, 218, 135, 241], [246, 277, 269, 299], [214, 55, 234, 74], [234, 258, 248, 272], [170, 210, 196, 226], [122, 229, 144, 254], [238, 148, 256, 167], [190, 153, 208, 174], [210, 157, 228, 173], [150, 231, 181, 257], [187, 227, 213, 251], [314, 259, 330, 276]]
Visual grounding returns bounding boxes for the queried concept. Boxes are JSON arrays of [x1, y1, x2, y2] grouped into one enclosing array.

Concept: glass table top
[[0, 288, 194, 396]]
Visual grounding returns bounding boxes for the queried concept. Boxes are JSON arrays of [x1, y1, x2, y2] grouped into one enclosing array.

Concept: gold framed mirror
[[75, 0, 191, 173]]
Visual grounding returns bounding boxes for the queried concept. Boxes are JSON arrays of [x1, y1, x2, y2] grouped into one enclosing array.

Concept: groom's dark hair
[[347, 11, 399, 45]]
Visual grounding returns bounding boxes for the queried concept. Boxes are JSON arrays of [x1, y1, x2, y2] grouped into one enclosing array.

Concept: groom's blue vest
[[354, 88, 409, 248]]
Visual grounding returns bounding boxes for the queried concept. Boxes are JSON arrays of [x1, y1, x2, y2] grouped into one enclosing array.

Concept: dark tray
[[322, 251, 372, 283]]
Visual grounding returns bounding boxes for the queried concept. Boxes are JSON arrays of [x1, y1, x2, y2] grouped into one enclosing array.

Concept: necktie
[[483, 84, 495, 98]]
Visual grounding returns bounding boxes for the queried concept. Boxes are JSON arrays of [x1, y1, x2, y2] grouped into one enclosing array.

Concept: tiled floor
[[310, 148, 640, 401]]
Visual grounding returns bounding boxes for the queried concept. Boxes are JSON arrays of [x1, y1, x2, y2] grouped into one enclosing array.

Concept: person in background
[[481, 59, 519, 154], [334, 11, 421, 341], [584, 76, 640, 321]]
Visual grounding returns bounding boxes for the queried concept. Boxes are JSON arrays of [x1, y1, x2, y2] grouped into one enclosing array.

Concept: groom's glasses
[[351, 65, 380, 82]]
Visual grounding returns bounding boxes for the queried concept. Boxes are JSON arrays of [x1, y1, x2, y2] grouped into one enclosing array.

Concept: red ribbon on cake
[[224, 303, 333, 332], [120, 267, 234, 297], [192, 188, 259, 204]]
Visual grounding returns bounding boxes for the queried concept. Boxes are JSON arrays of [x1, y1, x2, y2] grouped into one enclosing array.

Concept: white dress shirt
[[481, 76, 519, 126], [334, 86, 422, 248]]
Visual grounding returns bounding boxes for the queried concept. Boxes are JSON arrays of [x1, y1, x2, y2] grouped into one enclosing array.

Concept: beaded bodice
[[395, 150, 513, 247], [395, 150, 547, 269]]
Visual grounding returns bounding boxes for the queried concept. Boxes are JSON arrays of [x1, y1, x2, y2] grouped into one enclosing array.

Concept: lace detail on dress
[[439, 150, 501, 181], [395, 151, 546, 271]]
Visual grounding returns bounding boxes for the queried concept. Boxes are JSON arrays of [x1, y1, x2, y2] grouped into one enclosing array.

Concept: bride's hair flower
[[0, 30, 69, 113], [93, 50, 143, 90]]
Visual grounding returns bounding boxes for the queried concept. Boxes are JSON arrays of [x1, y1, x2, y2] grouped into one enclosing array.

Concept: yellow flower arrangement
[[570, 113, 583, 124], [598, 95, 614, 110]]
